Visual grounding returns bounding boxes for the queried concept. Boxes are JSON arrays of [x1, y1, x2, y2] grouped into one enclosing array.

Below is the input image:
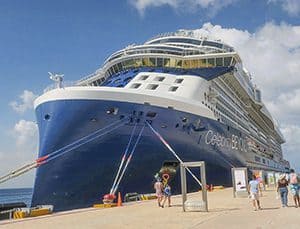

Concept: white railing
[[43, 81, 79, 93]]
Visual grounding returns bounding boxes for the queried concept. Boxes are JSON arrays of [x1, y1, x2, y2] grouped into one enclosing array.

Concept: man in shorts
[[248, 175, 261, 211]]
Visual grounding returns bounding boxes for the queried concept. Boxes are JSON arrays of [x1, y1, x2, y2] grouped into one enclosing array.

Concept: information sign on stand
[[232, 167, 248, 198]]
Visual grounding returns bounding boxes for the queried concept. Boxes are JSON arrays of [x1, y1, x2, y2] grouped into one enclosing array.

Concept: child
[[161, 184, 171, 208], [154, 177, 163, 207]]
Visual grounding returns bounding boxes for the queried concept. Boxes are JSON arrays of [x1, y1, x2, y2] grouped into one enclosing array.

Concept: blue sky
[[0, 0, 299, 188]]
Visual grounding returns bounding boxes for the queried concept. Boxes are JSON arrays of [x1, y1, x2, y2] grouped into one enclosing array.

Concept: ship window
[[169, 86, 178, 92], [175, 59, 182, 68], [157, 58, 163, 67], [174, 78, 184, 84], [183, 60, 190, 69], [154, 76, 165, 82], [181, 117, 187, 123], [199, 59, 207, 67], [224, 57, 232, 66], [149, 58, 156, 66], [131, 83, 141, 89], [163, 58, 170, 67], [139, 75, 149, 80], [146, 111, 157, 118], [44, 114, 51, 120], [216, 58, 223, 66], [207, 58, 215, 67], [106, 107, 118, 115], [262, 159, 266, 164], [146, 84, 159, 90], [255, 156, 261, 162]]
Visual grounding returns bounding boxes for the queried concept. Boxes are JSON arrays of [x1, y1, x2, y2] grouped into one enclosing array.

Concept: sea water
[[0, 188, 33, 207]]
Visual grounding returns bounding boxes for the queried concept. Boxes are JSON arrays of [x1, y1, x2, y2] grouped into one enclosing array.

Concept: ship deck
[[1, 187, 299, 229]]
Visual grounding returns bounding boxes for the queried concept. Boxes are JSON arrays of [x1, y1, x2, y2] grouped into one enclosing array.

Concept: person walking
[[161, 184, 171, 208], [289, 169, 300, 207], [248, 175, 261, 211], [277, 174, 289, 207], [154, 177, 163, 207]]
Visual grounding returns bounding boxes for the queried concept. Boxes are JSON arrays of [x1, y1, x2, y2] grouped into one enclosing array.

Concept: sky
[[0, 0, 299, 188]]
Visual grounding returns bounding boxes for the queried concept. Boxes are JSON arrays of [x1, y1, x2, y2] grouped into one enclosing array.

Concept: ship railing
[[43, 81, 80, 93]]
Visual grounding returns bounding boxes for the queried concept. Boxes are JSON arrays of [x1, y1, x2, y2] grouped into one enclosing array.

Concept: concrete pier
[[1, 187, 299, 228]]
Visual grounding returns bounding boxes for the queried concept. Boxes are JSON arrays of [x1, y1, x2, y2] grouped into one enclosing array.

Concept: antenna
[[48, 72, 64, 88]]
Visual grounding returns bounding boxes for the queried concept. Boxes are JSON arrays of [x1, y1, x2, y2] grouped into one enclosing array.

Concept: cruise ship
[[31, 30, 290, 211]]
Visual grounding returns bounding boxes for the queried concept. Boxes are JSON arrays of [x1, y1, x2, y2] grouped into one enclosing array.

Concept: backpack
[[290, 173, 298, 184]]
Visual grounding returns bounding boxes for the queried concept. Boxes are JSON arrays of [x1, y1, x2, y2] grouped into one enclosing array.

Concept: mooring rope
[[40, 118, 128, 164], [110, 123, 138, 194], [45, 121, 127, 164], [145, 120, 203, 187], [111, 124, 145, 195], [0, 117, 128, 185]]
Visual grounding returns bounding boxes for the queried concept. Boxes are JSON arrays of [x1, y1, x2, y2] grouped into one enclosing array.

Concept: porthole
[[181, 117, 187, 123], [44, 114, 51, 120]]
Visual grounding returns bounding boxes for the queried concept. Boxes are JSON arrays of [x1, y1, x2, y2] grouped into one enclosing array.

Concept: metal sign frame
[[180, 161, 208, 212], [231, 167, 248, 198]]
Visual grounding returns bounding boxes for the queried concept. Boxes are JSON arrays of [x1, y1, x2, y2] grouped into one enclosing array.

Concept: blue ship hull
[[32, 99, 247, 211]]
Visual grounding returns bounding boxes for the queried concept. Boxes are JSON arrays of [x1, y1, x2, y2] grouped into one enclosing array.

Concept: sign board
[[232, 167, 248, 198], [267, 172, 275, 187]]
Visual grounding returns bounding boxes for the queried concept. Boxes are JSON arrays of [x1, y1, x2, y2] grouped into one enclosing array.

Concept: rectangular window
[[134, 58, 142, 67], [139, 75, 149, 80], [157, 58, 163, 67], [207, 58, 215, 67], [174, 78, 184, 84], [224, 57, 232, 66], [169, 86, 178, 92], [183, 60, 190, 69], [146, 84, 159, 90], [199, 59, 207, 67], [169, 58, 176, 68], [142, 58, 150, 66], [154, 76, 165, 81], [255, 156, 261, 162], [149, 58, 156, 66], [190, 59, 199, 68], [131, 83, 141, 89], [175, 59, 182, 68], [216, 58, 223, 66], [163, 58, 170, 67]]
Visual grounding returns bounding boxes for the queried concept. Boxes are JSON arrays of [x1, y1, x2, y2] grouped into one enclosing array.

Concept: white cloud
[[269, 0, 300, 17], [188, 22, 300, 169], [129, 0, 236, 16], [281, 125, 300, 169], [10, 90, 38, 114], [13, 120, 38, 148], [0, 120, 38, 188]]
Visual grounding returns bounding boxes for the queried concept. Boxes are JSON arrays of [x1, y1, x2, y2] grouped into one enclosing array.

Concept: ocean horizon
[[0, 188, 33, 207]]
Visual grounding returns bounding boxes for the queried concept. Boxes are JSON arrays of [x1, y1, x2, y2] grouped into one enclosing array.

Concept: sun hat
[[279, 174, 286, 180]]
